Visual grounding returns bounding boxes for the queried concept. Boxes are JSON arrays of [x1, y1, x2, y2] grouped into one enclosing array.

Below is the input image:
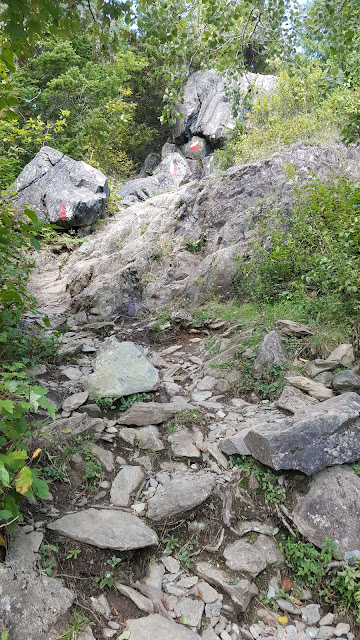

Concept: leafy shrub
[[235, 178, 360, 323], [0, 365, 55, 529]]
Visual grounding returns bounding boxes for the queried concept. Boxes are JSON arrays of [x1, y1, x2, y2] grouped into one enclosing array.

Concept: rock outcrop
[[12, 146, 109, 229]]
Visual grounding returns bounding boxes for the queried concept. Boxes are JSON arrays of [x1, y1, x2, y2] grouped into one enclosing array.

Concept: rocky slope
[[3, 140, 360, 640]]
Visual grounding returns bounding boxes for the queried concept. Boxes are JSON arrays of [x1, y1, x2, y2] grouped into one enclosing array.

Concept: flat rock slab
[[292, 465, 360, 556], [244, 392, 360, 475], [276, 319, 312, 336], [119, 401, 189, 426], [110, 465, 145, 506], [168, 426, 203, 458], [62, 391, 89, 412], [47, 508, 158, 550], [223, 539, 267, 577], [326, 343, 354, 366], [287, 375, 333, 400], [125, 613, 201, 639], [119, 425, 164, 451], [275, 385, 318, 415], [87, 338, 159, 398], [147, 472, 216, 521], [196, 561, 258, 611]]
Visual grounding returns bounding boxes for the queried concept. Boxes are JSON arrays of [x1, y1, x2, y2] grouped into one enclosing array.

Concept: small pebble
[[107, 621, 120, 630]]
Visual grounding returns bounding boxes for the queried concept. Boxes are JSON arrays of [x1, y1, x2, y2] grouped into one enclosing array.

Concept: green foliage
[[351, 461, 360, 477], [66, 548, 81, 560], [38, 541, 58, 576], [228, 455, 286, 504], [185, 237, 206, 254], [60, 610, 91, 640], [235, 178, 360, 324], [93, 392, 151, 412], [43, 435, 102, 491], [281, 536, 360, 622], [163, 535, 180, 551], [0, 366, 55, 528]]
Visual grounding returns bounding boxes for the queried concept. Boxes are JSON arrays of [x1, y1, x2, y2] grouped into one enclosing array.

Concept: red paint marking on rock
[[59, 204, 67, 222], [190, 142, 200, 152], [173, 164, 178, 178]]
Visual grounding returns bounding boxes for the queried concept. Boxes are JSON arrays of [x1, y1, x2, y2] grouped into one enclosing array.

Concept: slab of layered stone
[[119, 425, 164, 451], [118, 401, 191, 426], [223, 540, 267, 577], [87, 338, 159, 398], [47, 508, 158, 550], [125, 614, 201, 640], [195, 561, 258, 611], [168, 426, 203, 458], [275, 385, 318, 415], [147, 472, 216, 521], [276, 320, 312, 336], [110, 466, 145, 506], [244, 392, 360, 474], [286, 375, 333, 400], [292, 465, 360, 556]]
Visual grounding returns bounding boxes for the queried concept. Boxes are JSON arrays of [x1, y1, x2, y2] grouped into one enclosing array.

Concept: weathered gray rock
[[326, 343, 354, 366], [120, 152, 193, 206], [174, 597, 205, 629], [91, 443, 115, 473], [138, 153, 161, 178], [223, 540, 267, 577], [87, 338, 159, 398], [196, 562, 258, 611], [304, 360, 337, 378], [172, 70, 278, 146], [286, 375, 333, 400], [110, 466, 145, 506], [168, 426, 203, 458], [125, 614, 201, 640], [62, 391, 89, 413], [252, 331, 287, 379], [47, 508, 158, 550], [244, 392, 360, 474], [115, 582, 154, 613], [119, 425, 164, 451], [275, 385, 318, 415], [180, 136, 212, 160], [12, 146, 109, 229], [119, 401, 187, 426], [276, 319, 312, 336], [0, 530, 74, 640], [332, 370, 360, 392], [147, 472, 216, 521], [292, 465, 360, 556], [40, 412, 105, 444]]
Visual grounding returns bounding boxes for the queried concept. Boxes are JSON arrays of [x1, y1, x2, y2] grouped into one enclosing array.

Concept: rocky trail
[[4, 70, 360, 640], [5, 278, 359, 640]]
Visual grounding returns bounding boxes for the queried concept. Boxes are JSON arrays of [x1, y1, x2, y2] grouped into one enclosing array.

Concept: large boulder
[[87, 337, 159, 399], [172, 70, 278, 146], [12, 146, 109, 229], [120, 152, 193, 206], [244, 392, 360, 475], [292, 466, 360, 556]]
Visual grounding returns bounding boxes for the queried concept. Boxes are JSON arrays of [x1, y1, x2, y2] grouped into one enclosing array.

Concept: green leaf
[[0, 464, 10, 487], [30, 236, 41, 251], [0, 510, 13, 521], [0, 399, 14, 414], [24, 209, 38, 224]]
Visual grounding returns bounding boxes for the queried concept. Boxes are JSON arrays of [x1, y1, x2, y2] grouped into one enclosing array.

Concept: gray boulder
[[332, 370, 360, 392], [120, 152, 193, 206], [172, 70, 278, 146], [12, 146, 109, 229], [119, 401, 189, 426], [138, 153, 161, 178], [125, 614, 201, 640], [244, 392, 360, 475], [292, 466, 360, 556], [47, 508, 158, 550], [87, 337, 159, 399], [147, 472, 216, 521], [252, 331, 287, 379]]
